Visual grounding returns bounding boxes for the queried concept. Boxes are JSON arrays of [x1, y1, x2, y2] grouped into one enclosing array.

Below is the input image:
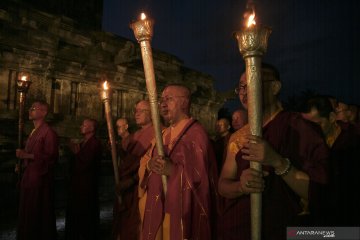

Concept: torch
[[234, 4, 271, 240], [100, 80, 121, 204], [130, 13, 167, 194], [16, 72, 32, 180]]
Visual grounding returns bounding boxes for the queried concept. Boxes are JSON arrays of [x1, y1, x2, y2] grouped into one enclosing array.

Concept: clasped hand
[[147, 156, 173, 176], [68, 141, 80, 154]]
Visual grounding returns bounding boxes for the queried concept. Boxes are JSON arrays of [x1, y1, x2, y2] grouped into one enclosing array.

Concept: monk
[[116, 118, 131, 161], [65, 118, 102, 240], [214, 118, 231, 174], [16, 100, 59, 240], [116, 118, 131, 152], [140, 84, 217, 240], [218, 64, 329, 240], [302, 96, 360, 226], [113, 100, 155, 240], [231, 109, 248, 131]]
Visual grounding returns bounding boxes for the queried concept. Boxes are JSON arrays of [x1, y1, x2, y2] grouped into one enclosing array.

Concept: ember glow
[[247, 12, 256, 27], [103, 81, 108, 90]]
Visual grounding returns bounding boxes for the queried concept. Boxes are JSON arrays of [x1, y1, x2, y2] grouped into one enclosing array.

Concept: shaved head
[[160, 84, 192, 125]]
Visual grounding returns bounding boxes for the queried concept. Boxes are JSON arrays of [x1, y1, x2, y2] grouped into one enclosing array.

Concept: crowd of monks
[[15, 63, 360, 240]]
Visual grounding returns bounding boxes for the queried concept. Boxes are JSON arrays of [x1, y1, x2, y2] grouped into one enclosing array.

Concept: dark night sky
[[102, 0, 360, 109]]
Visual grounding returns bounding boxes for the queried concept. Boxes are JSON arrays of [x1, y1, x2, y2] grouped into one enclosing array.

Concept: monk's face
[[116, 119, 128, 136], [335, 102, 350, 122], [80, 119, 95, 135], [232, 110, 247, 131], [238, 71, 280, 110], [216, 119, 230, 135], [134, 101, 151, 127], [28, 102, 47, 121], [238, 73, 248, 110], [160, 86, 187, 124]]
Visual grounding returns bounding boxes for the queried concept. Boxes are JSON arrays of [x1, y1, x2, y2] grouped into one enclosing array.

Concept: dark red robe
[[18, 123, 59, 240], [141, 119, 218, 240], [220, 111, 329, 240], [321, 121, 360, 226], [113, 125, 155, 240], [214, 132, 231, 175], [65, 135, 102, 240]]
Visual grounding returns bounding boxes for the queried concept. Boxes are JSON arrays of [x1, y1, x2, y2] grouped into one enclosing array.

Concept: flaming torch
[[234, 4, 271, 240], [16, 72, 32, 180], [100, 80, 121, 204], [130, 12, 167, 194]]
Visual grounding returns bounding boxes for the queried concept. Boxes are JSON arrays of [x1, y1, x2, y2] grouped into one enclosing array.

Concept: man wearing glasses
[[113, 100, 155, 240], [218, 63, 329, 239], [140, 84, 217, 240], [16, 100, 59, 240]]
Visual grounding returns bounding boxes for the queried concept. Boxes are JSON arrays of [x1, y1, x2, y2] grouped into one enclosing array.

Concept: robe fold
[[113, 125, 155, 240], [65, 135, 102, 240], [221, 111, 329, 240], [18, 123, 59, 240], [140, 119, 218, 240]]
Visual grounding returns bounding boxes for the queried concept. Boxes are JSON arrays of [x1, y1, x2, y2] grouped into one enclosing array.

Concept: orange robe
[[140, 119, 218, 240]]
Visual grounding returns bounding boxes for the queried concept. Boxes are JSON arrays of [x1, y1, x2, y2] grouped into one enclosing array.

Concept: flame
[[21, 75, 27, 81], [246, 12, 256, 27], [103, 81, 108, 90], [140, 13, 146, 20]]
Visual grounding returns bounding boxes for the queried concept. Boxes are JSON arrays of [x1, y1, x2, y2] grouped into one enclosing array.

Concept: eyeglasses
[[235, 84, 247, 95], [29, 107, 40, 111], [235, 79, 277, 95], [133, 109, 150, 114], [159, 95, 186, 104]]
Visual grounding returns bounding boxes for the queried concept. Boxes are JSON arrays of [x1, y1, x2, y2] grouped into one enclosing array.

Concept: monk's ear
[[271, 81, 281, 95], [180, 98, 189, 109], [125, 124, 129, 130], [329, 112, 336, 124]]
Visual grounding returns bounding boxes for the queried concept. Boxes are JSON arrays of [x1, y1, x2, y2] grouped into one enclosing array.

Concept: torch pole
[[16, 73, 32, 183], [130, 15, 167, 194], [100, 85, 121, 205], [18, 92, 25, 149], [235, 24, 271, 240]]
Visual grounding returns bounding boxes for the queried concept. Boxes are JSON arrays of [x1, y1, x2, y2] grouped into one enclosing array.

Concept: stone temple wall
[[0, 1, 225, 202]]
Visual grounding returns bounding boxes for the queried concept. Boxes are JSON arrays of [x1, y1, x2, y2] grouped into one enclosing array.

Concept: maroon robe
[[65, 135, 102, 240], [18, 123, 59, 240], [141, 119, 218, 240], [321, 121, 360, 226], [113, 125, 155, 240], [214, 132, 231, 175], [213, 133, 231, 238], [221, 111, 329, 240]]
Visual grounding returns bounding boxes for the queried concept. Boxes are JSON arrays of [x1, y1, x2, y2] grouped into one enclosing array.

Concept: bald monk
[[139, 84, 217, 240], [16, 100, 59, 240]]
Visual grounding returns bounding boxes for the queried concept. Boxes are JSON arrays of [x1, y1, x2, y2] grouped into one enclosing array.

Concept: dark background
[[102, 0, 360, 109]]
